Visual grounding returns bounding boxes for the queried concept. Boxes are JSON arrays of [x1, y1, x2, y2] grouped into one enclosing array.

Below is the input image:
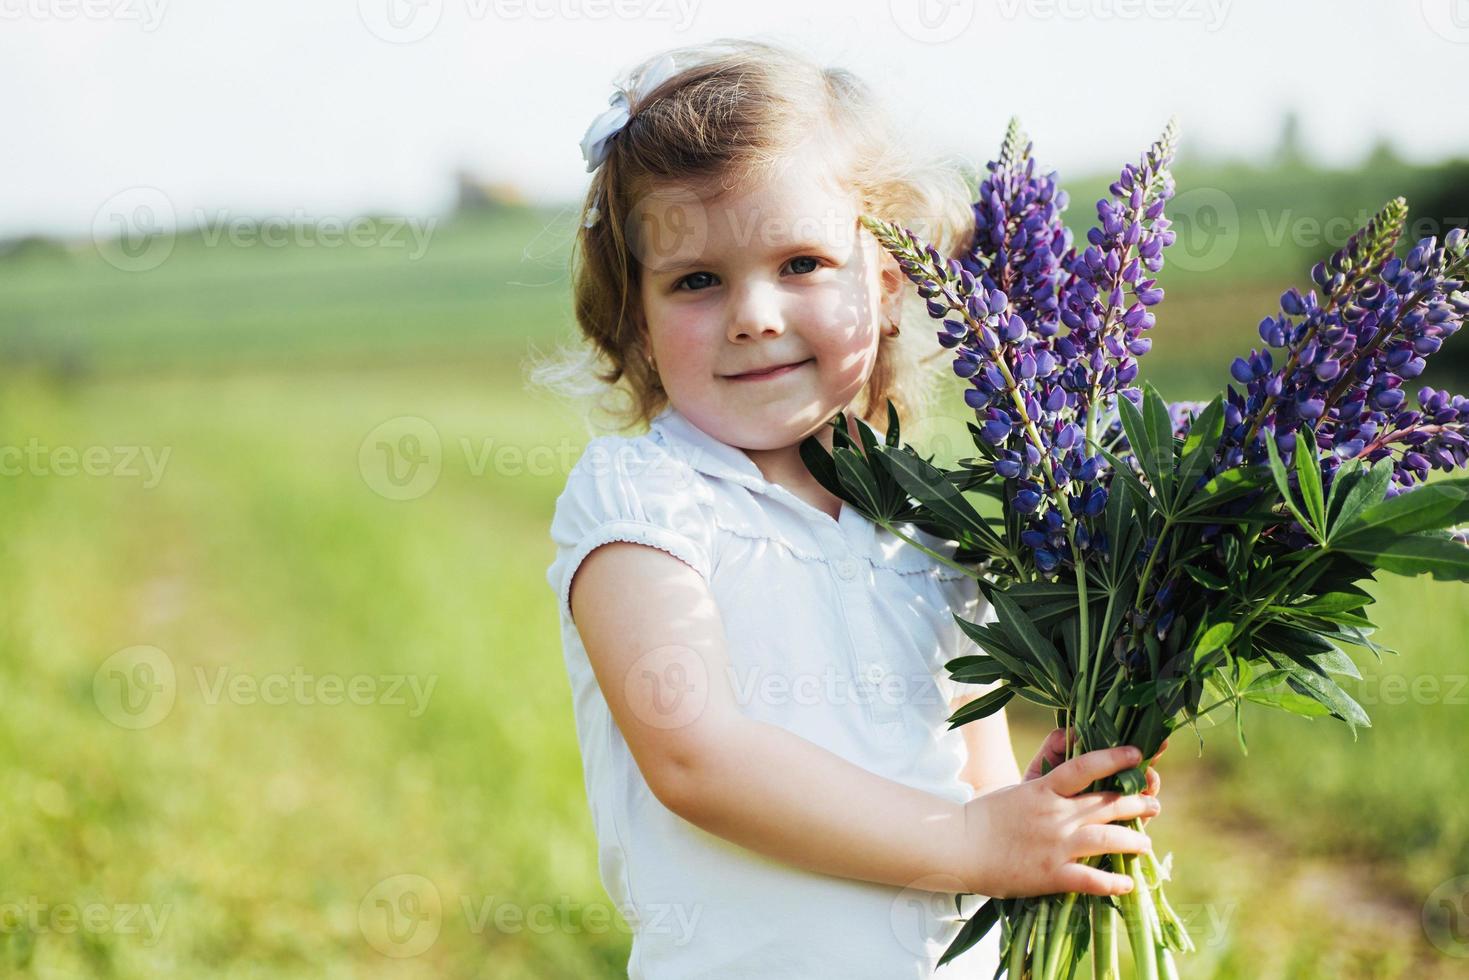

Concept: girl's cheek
[[652, 303, 719, 364], [804, 289, 880, 356]]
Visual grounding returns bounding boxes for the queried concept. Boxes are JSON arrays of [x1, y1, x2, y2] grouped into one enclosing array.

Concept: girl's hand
[[959, 745, 1162, 898], [1023, 728, 1167, 826]]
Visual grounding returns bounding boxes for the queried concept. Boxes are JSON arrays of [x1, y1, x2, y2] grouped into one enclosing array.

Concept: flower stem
[[1041, 890, 1081, 978], [1091, 898, 1120, 980], [1116, 854, 1160, 980], [1009, 906, 1036, 978], [1032, 899, 1051, 977]]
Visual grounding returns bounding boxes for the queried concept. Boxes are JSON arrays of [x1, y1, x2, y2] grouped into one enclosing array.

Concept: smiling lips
[[725, 358, 812, 381]]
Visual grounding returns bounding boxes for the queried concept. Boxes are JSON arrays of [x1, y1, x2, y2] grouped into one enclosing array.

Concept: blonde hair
[[525, 36, 976, 435]]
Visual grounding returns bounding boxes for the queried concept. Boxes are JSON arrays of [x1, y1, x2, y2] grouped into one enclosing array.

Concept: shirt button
[[836, 558, 860, 580], [862, 663, 886, 685]]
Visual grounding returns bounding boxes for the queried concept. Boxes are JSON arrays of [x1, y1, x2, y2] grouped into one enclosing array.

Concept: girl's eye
[[786, 256, 822, 275], [674, 271, 718, 292]]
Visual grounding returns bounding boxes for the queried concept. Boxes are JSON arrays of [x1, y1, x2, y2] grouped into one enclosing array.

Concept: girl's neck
[[739, 412, 880, 523]]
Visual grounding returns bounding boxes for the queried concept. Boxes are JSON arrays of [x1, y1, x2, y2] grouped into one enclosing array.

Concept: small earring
[[884, 317, 901, 338]]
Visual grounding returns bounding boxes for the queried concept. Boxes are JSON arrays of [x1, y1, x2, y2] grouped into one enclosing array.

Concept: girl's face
[[634, 142, 904, 453]]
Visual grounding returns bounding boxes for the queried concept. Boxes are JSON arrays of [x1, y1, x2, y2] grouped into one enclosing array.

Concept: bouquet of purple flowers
[[801, 118, 1469, 978]]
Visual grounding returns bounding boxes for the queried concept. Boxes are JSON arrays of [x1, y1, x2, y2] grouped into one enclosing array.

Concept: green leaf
[[1262, 433, 1312, 532], [1192, 621, 1234, 663], [1012, 686, 1066, 710], [834, 447, 886, 517], [987, 579, 1080, 604], [1114, 392, 1164, 500], [1179, 463, 1269, 519], [1326, 458, 1393, 543], [953, 615, 1038, 689], [1333, 529, 1469, 581], [1283, 592, 1373, 615], [1336, 477, 1469, 540], [946, 685, 1016, 728], [947, 656, 1008, 685], [1283, 667, 1371, 734], [1183, 564, 1228, 590], [1324, 454, 1364, 527], [991, 591, 1072, 693], [1258, 623, 1338, 657], [1294, 426, 1326, 541], [1243, 687, 1334, 718], [1174, 395, 1225, 510], [1097, 445, 1154, 514], [1263, 652, 1371, 731], [937, 898, 1000, 968], [798, 431, 844, 501], [1309, 646, 1361, 680], [885, 399, 901, 449], [875, 446, 999, 548], [1142, 382, 1176, 504]]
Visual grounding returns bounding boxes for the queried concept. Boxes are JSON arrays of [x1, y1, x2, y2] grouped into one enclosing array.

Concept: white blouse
[[546, 403, 1002, 979]]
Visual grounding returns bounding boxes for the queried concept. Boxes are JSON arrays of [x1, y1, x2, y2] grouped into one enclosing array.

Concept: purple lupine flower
[[961, 118, 1074, 337], [1220, 205, 1469, 510], [1055, 118, 1179, 421]]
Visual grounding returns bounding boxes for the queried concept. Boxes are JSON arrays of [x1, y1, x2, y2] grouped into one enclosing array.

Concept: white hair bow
[[579, 53, 679, 229]]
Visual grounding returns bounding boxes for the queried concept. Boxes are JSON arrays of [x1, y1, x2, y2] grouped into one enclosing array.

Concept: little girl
[[540, 38, 1159, 979]]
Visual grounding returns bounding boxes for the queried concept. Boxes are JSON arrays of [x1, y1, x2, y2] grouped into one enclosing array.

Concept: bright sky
[[3, 0, 1466, 237]]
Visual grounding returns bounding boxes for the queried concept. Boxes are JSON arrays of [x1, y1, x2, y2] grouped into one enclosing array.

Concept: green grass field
[[1, 182, 1466, 977]]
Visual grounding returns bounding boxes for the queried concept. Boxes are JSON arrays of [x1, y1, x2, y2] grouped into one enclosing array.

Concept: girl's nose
[[726, 284, 786, 343]]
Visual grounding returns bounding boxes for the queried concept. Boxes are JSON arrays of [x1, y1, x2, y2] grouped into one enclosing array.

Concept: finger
[[1144, 767, 1162, 797], [1024, 728, 1072, 781], [1071, 790, 1160, 824], [1070, 824, 1153, 859], [1040, 728, 1073, 767], [1150, 739, 1170, 763], [1046, 746, 1143, 796], [1096, 792, 1161, 824], [1043, 727, 1072, 756], [1053, 863, 1136, 897]]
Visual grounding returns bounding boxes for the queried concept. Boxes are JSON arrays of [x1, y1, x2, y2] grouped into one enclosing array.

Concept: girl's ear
[[877, 249, 906, 324]]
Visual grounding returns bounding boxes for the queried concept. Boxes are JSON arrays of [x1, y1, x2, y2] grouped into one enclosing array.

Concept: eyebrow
[[646, 241, 838, 277]]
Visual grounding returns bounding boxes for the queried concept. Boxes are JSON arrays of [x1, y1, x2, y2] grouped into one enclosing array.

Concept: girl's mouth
[[725, 358, 813, 381]]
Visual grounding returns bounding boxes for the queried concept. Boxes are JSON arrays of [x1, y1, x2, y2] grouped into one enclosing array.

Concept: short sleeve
[[545, 435, 714, 626]]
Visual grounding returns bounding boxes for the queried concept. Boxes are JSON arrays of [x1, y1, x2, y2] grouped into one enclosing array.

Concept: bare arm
[[949, 691, 1023, 797], [570, 541, 1156, 898], [570, 540, 972, 892]]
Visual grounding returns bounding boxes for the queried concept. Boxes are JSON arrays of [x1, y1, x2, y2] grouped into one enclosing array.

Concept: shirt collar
[[648, 404, 879, 540], [648, 404, 769, 487]]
